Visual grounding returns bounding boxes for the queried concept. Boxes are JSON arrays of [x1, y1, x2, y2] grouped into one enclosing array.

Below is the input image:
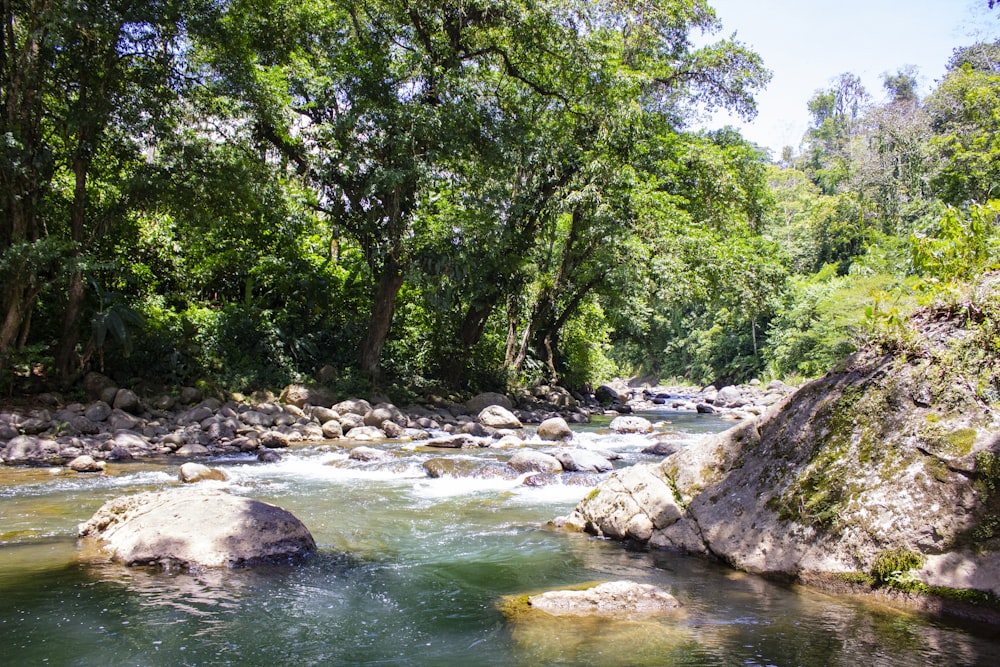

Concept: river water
[[1, 411, 998, 666]]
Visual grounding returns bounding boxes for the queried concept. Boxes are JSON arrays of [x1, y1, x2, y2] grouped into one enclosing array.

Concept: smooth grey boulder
[[78, 489, 315, 568], [465, 392, 513, 414], [555, 449, 613, 473], [537, 417, 573, 442], [608, 416, 653, 434], [2, 435, 59, 463], [68, 454, 106, 473], [478, 405, 522, 430], [178, 462, 229, 483], [508, 449, 563, 474]]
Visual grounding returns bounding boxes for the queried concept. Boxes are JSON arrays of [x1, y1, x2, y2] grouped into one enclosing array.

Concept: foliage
[[871, 547, 924, 591]]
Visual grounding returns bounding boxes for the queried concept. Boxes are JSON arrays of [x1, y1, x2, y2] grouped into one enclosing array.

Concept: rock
[[555, 449, 613, 473], [595, 385, 622, 405], [259, 431, 290, 449], [83, 372, 116, 400], [84, 401, 112, 422], [257, 449, 282, 463], [339, 413, 365, 431], [241, 410, 273, 427], [178, 462, 228, 483], [380, 420, 404, 438], [279, 383, 337, 408], [423, 458, 517, 480], [107, 445, 133, 461], [575, 464, 684, 541], [642, 441, 682, 456], [174, 443, 210, 457], [465, 392, 513, 415], [478, 405, 522, 430], [459, 421, 490, 437], [320, 420, 344, 439], [113, 431, 150, 451], [78, 489, 315, 568], [608, 416, 653, 434], [537, 417, 573, 442], [151, 395, 176, 411], [424, 435, 479, 449], [348, 446, 387, 462], [112, 388, 143, 414], [525, 581, 681, 616], [365, 404, 405, 427], [508, 449, 563, 474], [69, 415, 100, 435], [19, 416, 50, 435], [311, 406, 340, 424], [345, 425, 386, 441], [68, 455, 106, 473], [714, 385, 742, 406], [2, 435, 59, 463], [571, 285, 1000, 600], [179, 386, 203, 404], [108, 410, 140, 431], [334, 399, 372, 417]]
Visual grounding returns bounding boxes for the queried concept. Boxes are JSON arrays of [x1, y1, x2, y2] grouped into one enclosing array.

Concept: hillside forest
[[2, 0, 998, 400]]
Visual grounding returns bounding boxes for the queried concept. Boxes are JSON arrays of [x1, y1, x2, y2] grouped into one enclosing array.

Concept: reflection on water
[[1, 412, 999, 665]]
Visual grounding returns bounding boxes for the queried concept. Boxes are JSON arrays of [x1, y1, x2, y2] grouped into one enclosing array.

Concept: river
[[1, 411, 998, 666]]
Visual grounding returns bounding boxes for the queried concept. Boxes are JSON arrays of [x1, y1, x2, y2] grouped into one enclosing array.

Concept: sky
[[698, 0, 1000, 157]]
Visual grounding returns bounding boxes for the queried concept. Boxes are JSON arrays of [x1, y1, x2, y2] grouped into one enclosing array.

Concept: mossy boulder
[[568, 285, 1000, 601]]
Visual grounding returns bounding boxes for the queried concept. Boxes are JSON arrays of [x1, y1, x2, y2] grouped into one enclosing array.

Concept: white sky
[[698, 0, 1000, 157]]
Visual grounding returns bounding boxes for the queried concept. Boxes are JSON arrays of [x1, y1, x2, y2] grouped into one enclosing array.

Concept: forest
[[1, 0, 998, 400]]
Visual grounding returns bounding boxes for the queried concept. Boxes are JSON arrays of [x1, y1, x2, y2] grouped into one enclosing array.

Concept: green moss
[[943, 428, 977, 456], [975, 451, 1000, 494], [583, 488, 601, 503], [923, 585, 1000, 608], [836, 571, 876, 587], [872, 547, 924, 590]]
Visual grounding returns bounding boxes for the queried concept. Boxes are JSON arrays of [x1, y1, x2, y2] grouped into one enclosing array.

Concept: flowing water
[[1, 411, 998, 666]]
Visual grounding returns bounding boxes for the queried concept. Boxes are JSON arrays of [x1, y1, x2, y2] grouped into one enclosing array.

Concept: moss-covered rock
[[568, 277, 1000, 604]]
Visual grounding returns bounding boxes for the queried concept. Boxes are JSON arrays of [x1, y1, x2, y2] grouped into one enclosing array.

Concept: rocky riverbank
[[559, 287, 1000, 621], [0, 370, 790, 474]]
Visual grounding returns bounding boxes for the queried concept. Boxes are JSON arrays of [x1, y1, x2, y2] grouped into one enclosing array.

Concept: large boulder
[[178, 462, 229, 483], [2, 435, 60, 464], [554, 449, 613, 473], [478, 405, 522, 430], [78, 489, 316, 568], [609, 416, 653, 434], [465, 392, 513, 415], [280, 383, 337, 408], [508, 449, 563, 474], [568, 284, 1000, 601], [537, 417, 573, 442]]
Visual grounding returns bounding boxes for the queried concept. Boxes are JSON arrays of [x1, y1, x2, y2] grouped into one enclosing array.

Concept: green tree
[[926, 41, 1000, 205]]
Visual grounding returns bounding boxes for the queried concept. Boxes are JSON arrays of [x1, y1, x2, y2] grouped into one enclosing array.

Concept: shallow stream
[[2, 411, 998, 665]]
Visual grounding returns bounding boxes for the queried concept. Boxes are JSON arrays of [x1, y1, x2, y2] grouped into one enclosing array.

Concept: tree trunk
[[359, 262, 405, 377], [55, 146, 90, 378]]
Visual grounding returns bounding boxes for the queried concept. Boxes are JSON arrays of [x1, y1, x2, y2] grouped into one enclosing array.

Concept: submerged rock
[[525, 581, 682, 616], [78, 489, 315, 568]]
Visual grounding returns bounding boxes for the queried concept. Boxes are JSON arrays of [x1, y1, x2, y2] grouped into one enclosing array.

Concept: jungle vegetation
[[1, 0, 998, 399]]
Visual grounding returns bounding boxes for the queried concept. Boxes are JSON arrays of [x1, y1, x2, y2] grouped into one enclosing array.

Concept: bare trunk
[[359, 263, 405, 377], [55, 147, 89, 378]]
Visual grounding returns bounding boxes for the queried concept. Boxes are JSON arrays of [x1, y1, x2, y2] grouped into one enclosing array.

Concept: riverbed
[[2, 411, 998, 666]]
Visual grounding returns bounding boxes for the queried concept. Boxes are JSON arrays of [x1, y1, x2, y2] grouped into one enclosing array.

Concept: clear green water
[[2, 412, 999, 666]]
